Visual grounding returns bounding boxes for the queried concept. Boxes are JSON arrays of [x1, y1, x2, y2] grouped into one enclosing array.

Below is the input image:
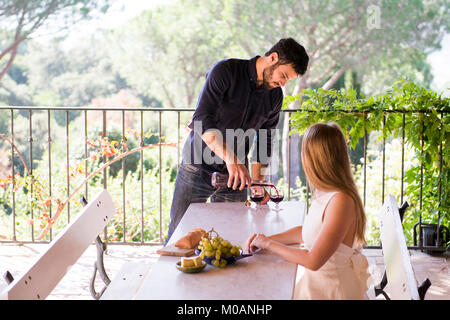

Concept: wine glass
[[269, 186, 284, 211], [250, 186, 265, 209]]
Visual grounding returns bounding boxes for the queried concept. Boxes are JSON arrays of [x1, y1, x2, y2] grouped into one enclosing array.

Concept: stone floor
[[0, 243, 448, 300]]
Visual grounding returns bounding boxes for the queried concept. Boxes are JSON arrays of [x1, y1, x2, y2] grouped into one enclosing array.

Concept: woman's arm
[[246, 226, 302, 253], [268, 226, 303, 244]]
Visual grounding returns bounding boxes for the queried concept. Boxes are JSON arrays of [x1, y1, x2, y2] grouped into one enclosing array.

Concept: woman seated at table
[[246, 122, 371, 300]]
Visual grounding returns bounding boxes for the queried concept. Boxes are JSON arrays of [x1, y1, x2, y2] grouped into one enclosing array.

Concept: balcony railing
[[0, 106, 447, 251]]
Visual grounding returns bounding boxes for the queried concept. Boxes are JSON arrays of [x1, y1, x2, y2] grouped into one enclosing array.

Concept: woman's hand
[[246, 233, 271, 253], [246, 233, 257, 253]]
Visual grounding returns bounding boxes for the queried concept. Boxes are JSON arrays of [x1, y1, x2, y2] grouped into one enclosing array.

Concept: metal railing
[[0, 106, 447, 251]]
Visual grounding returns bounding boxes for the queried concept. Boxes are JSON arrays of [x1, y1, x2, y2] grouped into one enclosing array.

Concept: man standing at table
[[165, 38, 309, 243]]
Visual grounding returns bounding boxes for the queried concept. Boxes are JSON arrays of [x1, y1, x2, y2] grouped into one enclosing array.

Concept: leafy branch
[[287, 81, 449, 236], [35, 140, 177, 240]]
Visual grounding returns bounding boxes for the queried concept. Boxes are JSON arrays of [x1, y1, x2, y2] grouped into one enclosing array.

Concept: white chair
[[372, 194, 431, 300], [1, 189, 114, 300]]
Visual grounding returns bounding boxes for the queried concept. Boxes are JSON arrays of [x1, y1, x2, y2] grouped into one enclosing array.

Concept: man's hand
[[226, 162, 251, 191], [202, 129, 251, 190]]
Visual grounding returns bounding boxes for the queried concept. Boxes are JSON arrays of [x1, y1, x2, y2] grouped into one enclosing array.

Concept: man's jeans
[[165, 163, 247, 244]]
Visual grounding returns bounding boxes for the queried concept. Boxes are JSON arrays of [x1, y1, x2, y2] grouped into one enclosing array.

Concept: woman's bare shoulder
[[327, 192, 357, 218]]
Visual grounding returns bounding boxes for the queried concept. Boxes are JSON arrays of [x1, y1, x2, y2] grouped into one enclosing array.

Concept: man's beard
[[262, 63, 279, 90]]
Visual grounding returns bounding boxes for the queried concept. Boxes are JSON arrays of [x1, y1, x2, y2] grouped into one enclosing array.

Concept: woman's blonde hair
[[301, 122, 366, 245]]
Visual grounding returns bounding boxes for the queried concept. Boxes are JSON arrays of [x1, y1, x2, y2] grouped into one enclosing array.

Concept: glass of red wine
[[250, 186, 265, 209], [269, 186, 284, 211]]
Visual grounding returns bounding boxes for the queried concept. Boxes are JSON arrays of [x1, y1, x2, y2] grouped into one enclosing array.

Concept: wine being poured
[[211, 171, 282, 206], [269, 187, 284, 211], [211, 172, 279, 193]]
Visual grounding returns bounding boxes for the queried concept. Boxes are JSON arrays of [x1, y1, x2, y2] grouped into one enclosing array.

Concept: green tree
[[218, 0, 449, 186], [109, 0, 449, 187], [24, 36, 126, 108], [108, 0, 245, 109], [0, 0, 111, 82]]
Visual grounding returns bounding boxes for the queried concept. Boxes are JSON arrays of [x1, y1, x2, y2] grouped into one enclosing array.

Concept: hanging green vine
[[286, 81, 449, 247]]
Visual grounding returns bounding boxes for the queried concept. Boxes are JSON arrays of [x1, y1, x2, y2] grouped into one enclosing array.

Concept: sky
[[38, 0, 450, 95], [78, 0, 175, 30], [36, 0, 175, 45], [427, 33, 450, 95]]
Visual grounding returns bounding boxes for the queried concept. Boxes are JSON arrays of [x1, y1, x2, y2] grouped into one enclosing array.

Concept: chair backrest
[[379, 194, 420, 300], [2, 189, 114, 300]]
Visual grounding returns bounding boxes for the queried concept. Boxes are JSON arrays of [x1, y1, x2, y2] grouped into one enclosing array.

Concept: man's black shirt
[[185, 55, 283, 175]]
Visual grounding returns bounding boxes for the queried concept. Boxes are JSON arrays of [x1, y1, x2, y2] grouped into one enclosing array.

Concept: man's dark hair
[[265, 38, 309, 76]]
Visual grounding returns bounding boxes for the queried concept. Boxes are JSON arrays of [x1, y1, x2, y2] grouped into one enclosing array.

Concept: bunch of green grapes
[[198, 228, 242, 268]]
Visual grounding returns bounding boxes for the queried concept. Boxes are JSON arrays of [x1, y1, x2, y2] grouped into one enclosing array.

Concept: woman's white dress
[[293, 191, 371, 300]]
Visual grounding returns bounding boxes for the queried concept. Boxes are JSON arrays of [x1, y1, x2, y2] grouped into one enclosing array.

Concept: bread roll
[[175, 228, 206, 249]]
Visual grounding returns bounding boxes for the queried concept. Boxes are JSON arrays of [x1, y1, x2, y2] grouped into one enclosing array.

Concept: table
[[133, 200, 306, 300]]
